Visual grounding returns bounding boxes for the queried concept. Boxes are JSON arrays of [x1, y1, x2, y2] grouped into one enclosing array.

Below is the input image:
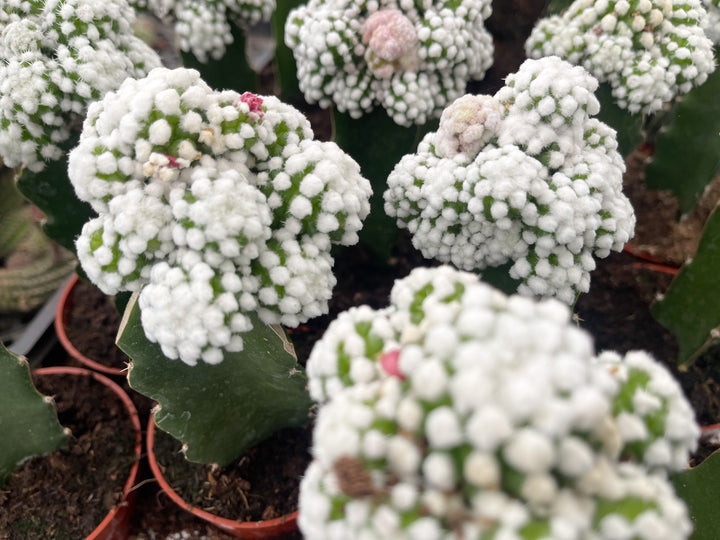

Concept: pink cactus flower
[[379, 349, 405, 379]]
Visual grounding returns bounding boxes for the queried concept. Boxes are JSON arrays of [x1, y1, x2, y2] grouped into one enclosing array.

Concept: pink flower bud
[[362, 10, 420, 78], [166, 155, 181, 168], [380, 349, 404, 379], [238, 92, 264, 118]]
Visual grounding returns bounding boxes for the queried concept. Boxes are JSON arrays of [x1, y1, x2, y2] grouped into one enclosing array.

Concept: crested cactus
[[71, 66, 371, 465], [384, 57, 636, 303], [525, 0, 716, 115], [525, 0, 715, 114], [299, 265, 699, 539], [284, 0, 494, 126]]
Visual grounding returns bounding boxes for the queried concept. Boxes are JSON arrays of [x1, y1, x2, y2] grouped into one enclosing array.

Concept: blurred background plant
[[0, 163, 75, 346]]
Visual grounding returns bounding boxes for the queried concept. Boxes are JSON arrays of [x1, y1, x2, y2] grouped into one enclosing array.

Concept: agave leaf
[[0, 343, 67, 484], [119, 294, 312, 466], [645, 51, 720, 214], [671, 450, 720, 539], [651, 205, 720, 368]]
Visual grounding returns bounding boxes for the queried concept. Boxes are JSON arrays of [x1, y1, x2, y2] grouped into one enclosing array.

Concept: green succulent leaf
[[333, 108, 435, 260], [119, 294, 312, 466], [652, 205, 720, 368], [15, 151, 95, 254], [645, 50, 720, 214], [671, 450, 720, 540], [594, 82, 645, 158], [0, 343, 67, 484]]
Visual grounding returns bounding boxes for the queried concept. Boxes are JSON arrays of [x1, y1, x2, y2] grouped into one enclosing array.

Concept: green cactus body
[[120, 294, 312, 465], [0, 343, 67, 483]]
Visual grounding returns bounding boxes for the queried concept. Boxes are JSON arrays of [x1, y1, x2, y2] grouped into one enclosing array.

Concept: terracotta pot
[[34, 366, 142, 540], [55, 273, 126, 377], [145, 414, 299, 539]]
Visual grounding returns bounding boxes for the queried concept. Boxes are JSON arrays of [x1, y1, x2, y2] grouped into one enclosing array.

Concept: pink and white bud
[[362, 9, 420, 78], [236, 92, 264, 119], [435, 94, 504, 159]]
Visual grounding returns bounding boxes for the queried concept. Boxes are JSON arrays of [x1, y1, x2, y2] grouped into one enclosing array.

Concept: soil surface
[[63, 278, 131, 373], [0, 370, 137, 539]]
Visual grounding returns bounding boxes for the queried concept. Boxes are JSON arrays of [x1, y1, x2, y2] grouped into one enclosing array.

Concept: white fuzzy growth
[[384, 56, 635, 303], [67, 67, 371, 366], [525, 0, 716, 114], [285, 0, 494, 126], [300, 266, 695, 539]]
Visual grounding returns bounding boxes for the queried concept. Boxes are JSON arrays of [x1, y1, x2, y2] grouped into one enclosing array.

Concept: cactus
[[119, 294, 312, 465], [0, 166, 76, 313], [0, 342, 67, 483], [299, 265, 699, 539]]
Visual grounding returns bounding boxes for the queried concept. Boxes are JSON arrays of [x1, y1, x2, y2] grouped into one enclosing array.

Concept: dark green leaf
[[645, 50, 720, 214], [651, 206, 720, 368], [543, 0, 574, 15], [332, 108, 435, 261], [271, 0, 303, 101], [120, 295, 312, 465], [0, 343, 67, 484], [671, 450, 720, 539], [15, 152, 96, 254], [594, 82, 645, 158]]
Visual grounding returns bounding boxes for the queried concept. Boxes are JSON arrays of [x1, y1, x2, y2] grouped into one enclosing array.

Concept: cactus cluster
[[0, 0, 161, 172], [299, 265, 699, 539], [284, 0, 494, 126], [525, 0, 716, 114], [384, 57, 635, 303], [68, 67, 371, 365]]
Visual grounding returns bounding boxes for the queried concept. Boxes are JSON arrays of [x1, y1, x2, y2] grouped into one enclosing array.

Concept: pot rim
[[34, 365, 142, 540], [145, 413, 299, 539], [54, 273, 128, 377]]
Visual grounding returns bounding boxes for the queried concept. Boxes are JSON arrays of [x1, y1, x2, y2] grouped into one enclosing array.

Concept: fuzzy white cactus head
[[384, 56, 636, 304], [132, 0, 274, 62], [525, 0, 716, 114], [299, 265, 699, 539], [0, 0, 161, 172], [68, 67, 372, 366], [284, 0, 494, 126]]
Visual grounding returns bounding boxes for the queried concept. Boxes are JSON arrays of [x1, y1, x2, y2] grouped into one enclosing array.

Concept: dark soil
[[0, 370, 137, 539], [63, 278, 131, 373], [152, 422, 310, 523]]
